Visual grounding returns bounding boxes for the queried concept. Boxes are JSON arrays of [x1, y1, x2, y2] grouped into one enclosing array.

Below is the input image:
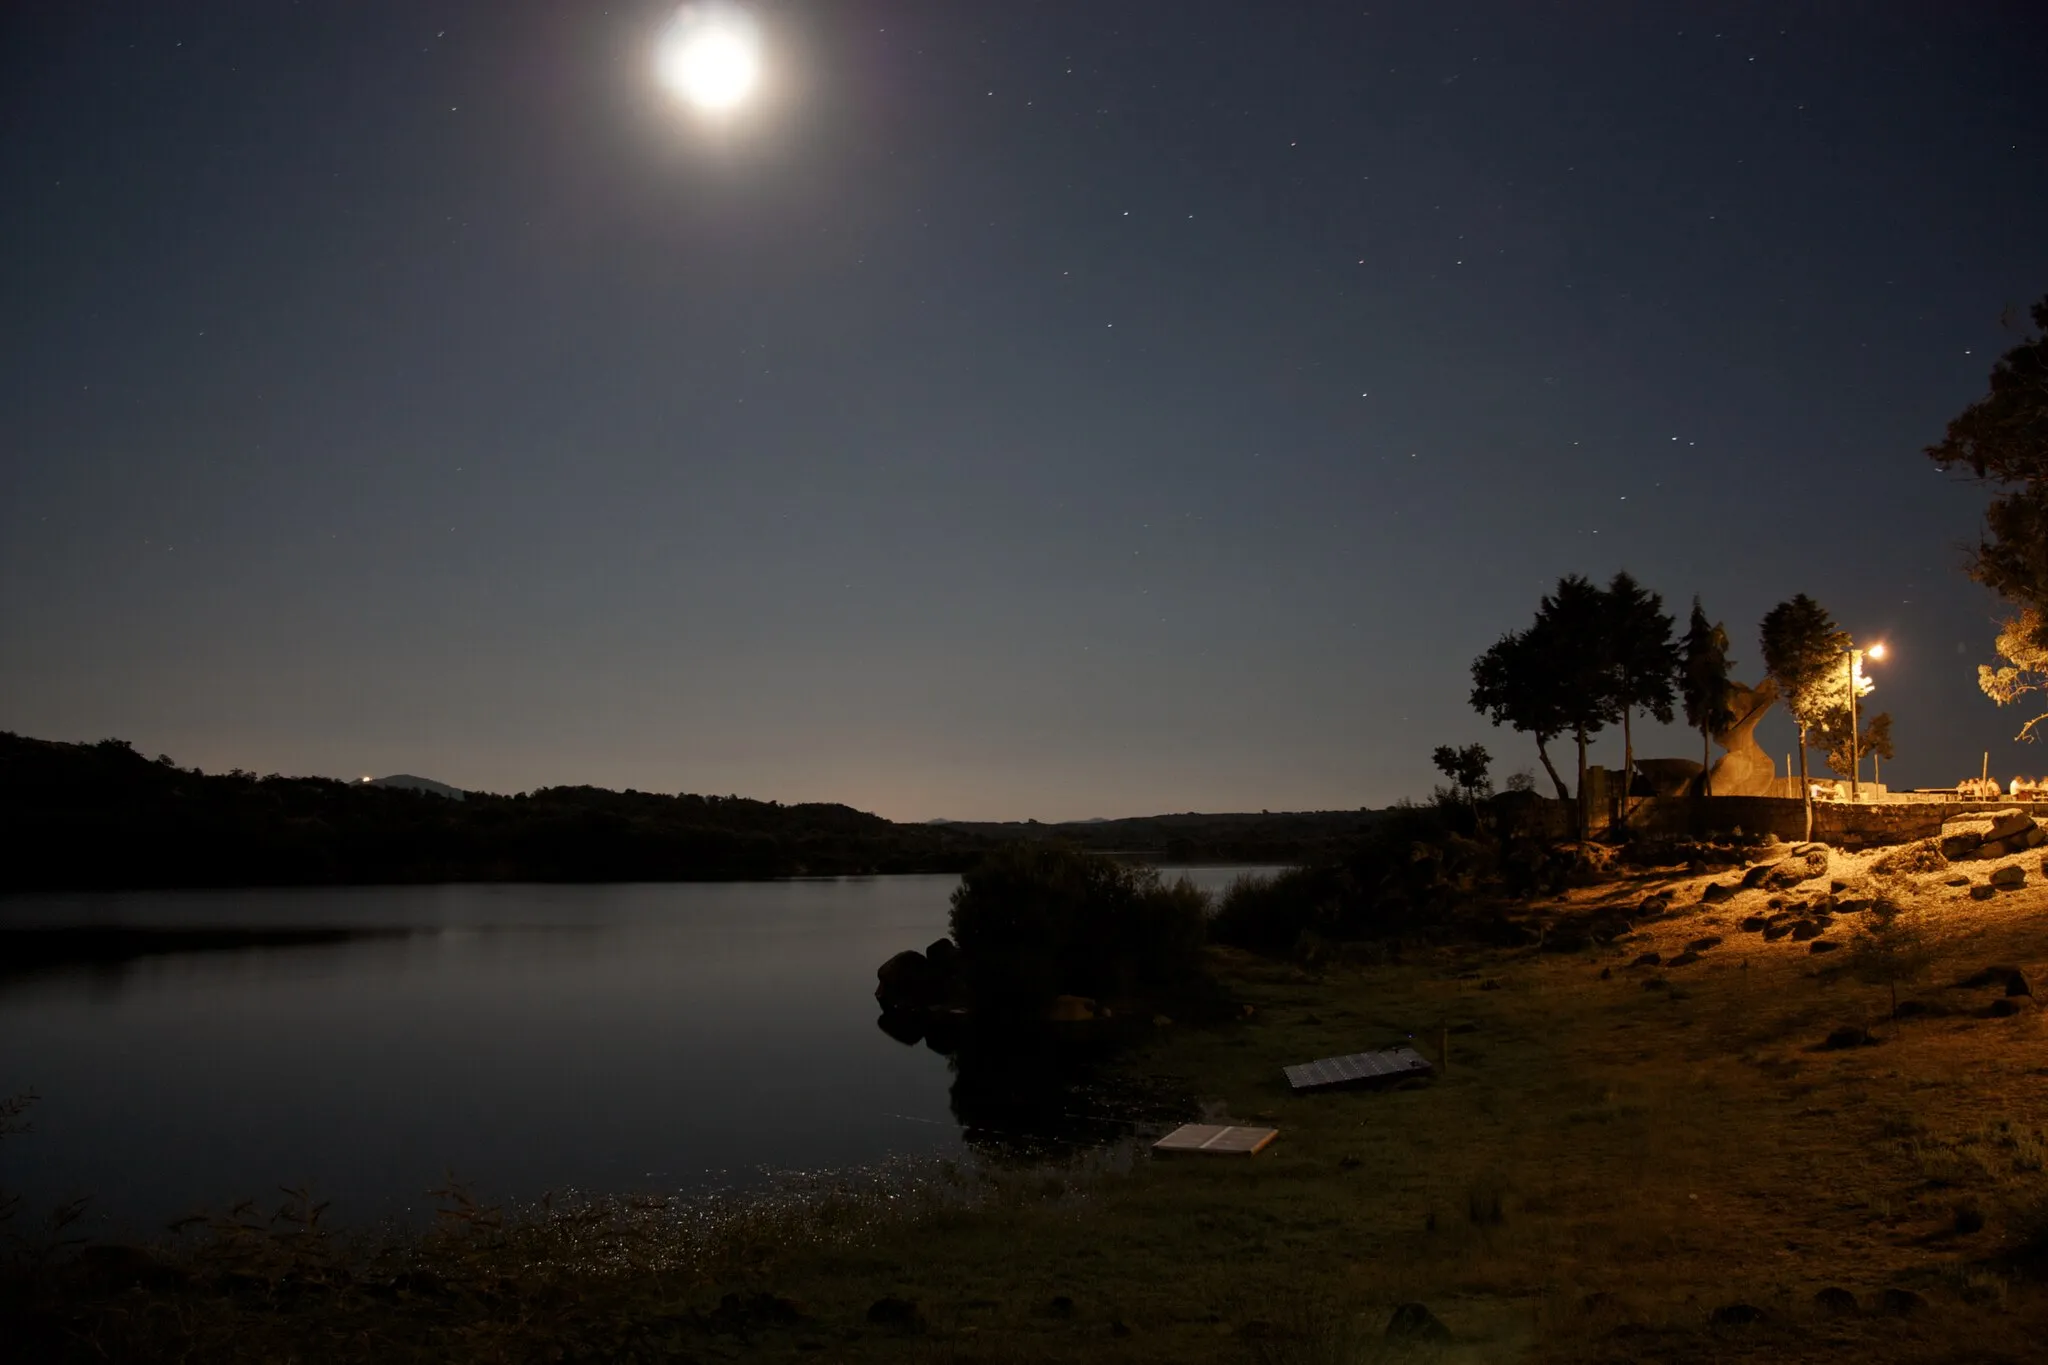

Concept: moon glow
[[657, 6, 762, 112]]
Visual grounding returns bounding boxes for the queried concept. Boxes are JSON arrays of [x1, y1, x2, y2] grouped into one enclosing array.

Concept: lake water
[[0, 869, 1266, 1230]]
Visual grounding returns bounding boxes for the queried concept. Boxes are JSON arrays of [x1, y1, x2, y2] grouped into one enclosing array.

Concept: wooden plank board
[[1152, 1123, 1278, 1156], [1283, 1046, 1434, 1092]]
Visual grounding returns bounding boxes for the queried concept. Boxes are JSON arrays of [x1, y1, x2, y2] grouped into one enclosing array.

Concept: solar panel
[[1151, 1123, 1279, 1156], [1283, 1046, 1434, 1091]]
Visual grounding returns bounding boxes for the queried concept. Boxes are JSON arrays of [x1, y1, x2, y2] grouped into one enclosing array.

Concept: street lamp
[[1848, 641, 1885, 800]]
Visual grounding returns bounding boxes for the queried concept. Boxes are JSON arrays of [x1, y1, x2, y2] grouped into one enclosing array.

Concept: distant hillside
[[0, 731, 1387, 891], [365, 774, 465, 801], [0, 733, 989, 891], [936, 809, 1387, 865]]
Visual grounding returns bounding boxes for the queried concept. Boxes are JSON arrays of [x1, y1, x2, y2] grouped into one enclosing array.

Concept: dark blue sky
[[3, 2, 2045, 819]]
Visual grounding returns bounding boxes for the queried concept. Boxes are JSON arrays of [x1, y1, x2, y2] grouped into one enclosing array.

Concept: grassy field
[[9, 844, 2048, 1361]]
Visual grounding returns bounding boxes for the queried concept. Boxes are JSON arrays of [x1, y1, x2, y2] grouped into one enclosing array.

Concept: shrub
[[947, 845, 1208, 1015], [1209, 866, 1344, 956]]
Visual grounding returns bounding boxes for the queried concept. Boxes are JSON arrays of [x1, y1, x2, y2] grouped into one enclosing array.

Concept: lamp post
[[1848, 641, 1885, 800]]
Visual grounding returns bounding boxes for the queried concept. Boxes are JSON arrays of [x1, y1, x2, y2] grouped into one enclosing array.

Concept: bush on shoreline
[[946, 845, 1209, 1016]]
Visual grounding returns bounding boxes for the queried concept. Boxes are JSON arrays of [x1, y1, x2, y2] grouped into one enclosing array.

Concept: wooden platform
[[1283, 1046, 1434, 1092], [1151, 1123, 1278, 1156]]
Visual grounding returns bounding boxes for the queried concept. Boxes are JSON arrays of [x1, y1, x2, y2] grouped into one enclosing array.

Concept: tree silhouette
[[1470, 627, 1571, 801], [1679, 598, 1736, 795], [1469, 576, 1631, 834], [1536, 574, 1624, 834], [1602, 572, 1679, 822], [1431, 743, 1492, 813], [1924, 295, 2048, 637], [1760, 595, 1849, 840]]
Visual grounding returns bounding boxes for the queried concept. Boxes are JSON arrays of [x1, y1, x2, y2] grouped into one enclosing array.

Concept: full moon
[[656, 5, 762, 112]]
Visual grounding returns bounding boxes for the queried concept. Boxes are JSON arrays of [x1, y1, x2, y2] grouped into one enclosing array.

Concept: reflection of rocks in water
[[875, 1010, 925, 1046], [922, 1010, 965, 1055], [943, 1022, 1194, 1162], [874, 1008, 967, 1054]]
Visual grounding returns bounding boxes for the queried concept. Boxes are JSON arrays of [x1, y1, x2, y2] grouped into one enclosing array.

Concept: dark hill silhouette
[[0, 731, 1387, 891], [0, 733, 985, 890], [364, 774, 466, 800]]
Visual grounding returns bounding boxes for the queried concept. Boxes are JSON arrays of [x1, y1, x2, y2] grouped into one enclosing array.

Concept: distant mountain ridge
[[0, 730, 1385, 891], [365, 774, 465, 801]]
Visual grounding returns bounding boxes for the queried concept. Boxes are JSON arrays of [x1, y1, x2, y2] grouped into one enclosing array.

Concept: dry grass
[[10, 845, 2048, 1361]]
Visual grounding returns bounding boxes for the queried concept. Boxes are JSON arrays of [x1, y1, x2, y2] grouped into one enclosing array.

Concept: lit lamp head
[[1867, 642, 1886, 661]]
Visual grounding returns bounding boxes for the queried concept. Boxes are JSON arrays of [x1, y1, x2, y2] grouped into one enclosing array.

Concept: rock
[[1990, 864, 2026, 890], [1990, 997, 2026, 1017], [1667, 950, 1702, 967], [2009, 969, 2033, 997], [1740, 862, 1777, 889], [1762, 923, 1792, 941], [1766, 851, 1830, 889], [2028, 825, 2048, 849], [1987, 809, 2036, 843], [1835, 898, 1873, 915], [1643, 977, 1669, 991], [1956, 965, 2028, 990], [1740, 915, 1769, 932], [1791, 920, 1824, 941], [1384, 1303, 1451, 1342], [1812, 1286, 1860, 1317], [1046, 995, 1098, 1022], [866, 1297, 926, 1332], [1632, 952, 1662, 967], [1979, 838, 2014, 859], [1829, 879, 1849, 893], [1940, 833, 1983, 860], [1971, 885, 1999, 901], [1711, 1302, 1766, 1326], [1791, 842, 1827, 857], [1638, 891, 1673, 916], [1945, 875, 1973, 887], [1823, 1025, 1874, 1050], [925, 937, 960, 971], [1876, 1288, 1927, 1317], [1809, 940, 1840, 954], [1701, 882, 1738, 904], [1598, 966, 1611, 980], [874, 950, 940, 1011], [1687, 936, 1724, 953]]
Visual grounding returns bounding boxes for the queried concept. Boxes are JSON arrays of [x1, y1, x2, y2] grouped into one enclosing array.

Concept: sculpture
[[1706, 678, 1780, 797]]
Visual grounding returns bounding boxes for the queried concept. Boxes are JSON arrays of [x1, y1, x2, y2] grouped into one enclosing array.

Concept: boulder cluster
[[1937, 808, 2048, 863], [874, 937, 967, 1013]]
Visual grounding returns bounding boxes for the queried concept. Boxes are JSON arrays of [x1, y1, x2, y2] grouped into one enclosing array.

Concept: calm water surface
[[0, 869, 1265, 1228]]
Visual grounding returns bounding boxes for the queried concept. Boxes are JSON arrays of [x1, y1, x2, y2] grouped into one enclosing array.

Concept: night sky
[[3, 2, 2046, 821]]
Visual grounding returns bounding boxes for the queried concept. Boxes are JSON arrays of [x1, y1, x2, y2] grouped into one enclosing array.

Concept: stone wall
[[1497, 794, 2042, 848]]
